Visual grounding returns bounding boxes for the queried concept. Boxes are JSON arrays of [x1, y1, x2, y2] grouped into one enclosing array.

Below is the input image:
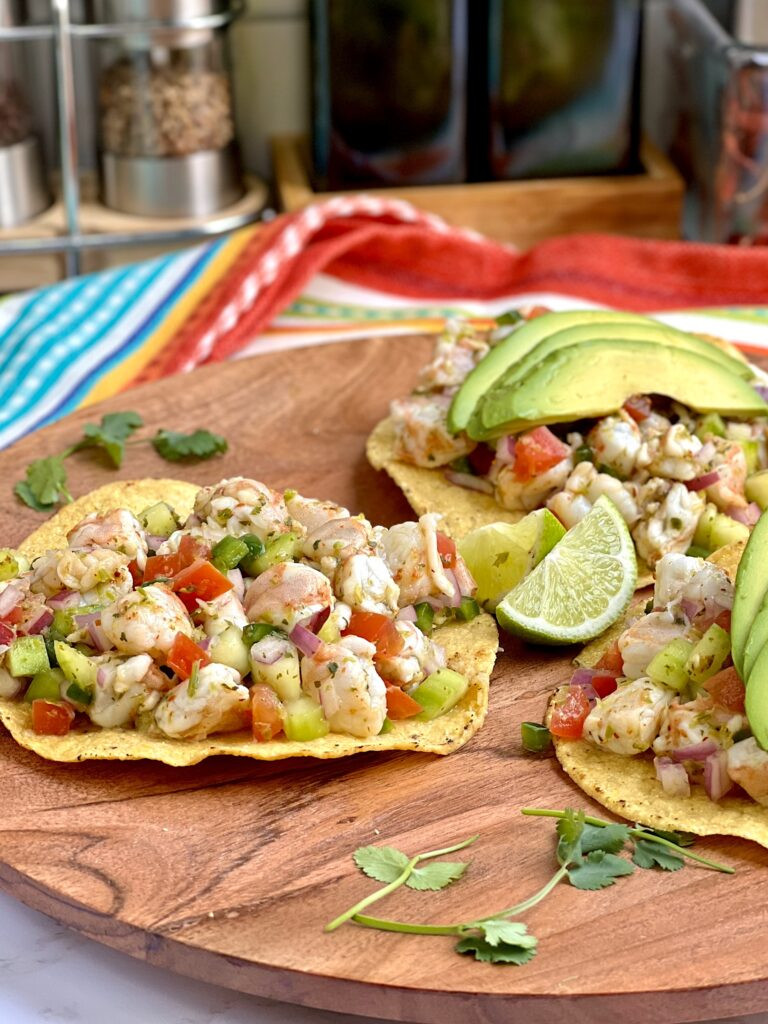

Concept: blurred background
[[2, 0, 768, 289]]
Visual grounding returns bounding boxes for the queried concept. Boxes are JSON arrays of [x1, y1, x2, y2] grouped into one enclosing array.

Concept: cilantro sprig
[[14, 412, 228, 511], [325, 808, 734, 966]]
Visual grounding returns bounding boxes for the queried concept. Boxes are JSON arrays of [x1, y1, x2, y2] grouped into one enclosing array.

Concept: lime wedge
[[495, 496, 637, 644], [458, 510, 565, 609]]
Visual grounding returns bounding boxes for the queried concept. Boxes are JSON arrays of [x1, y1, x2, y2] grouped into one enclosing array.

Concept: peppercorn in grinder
[[95, 0, 243, 217]]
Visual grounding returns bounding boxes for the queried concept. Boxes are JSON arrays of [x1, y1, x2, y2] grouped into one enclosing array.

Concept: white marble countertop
[[2, 887, 767, 1024]]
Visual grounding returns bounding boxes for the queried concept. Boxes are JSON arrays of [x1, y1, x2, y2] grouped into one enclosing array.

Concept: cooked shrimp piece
[[101, 584, 193, 659], [192, 477, 296, 543], [704, 438, 748, 510], [641, 423, 702, 481], [30, 548, 133, 601], [652, 700, 725, 757], [379, 514, 454, 607], [415, 321, 490, 391], [286, 492, 350, 534], [300, 635, 386, 738], [88, 654, 155, 729], [154, 663, 250, 740], [582, 678, 673, 756], [198, 590, 249, 637], [375, 621, 446, 686], [653, 552, 733, 616], [67, 509, 149, 570], [546, 490, 593, 530], [495, 455, 573, 513], [390, 394, 476, 468], [302, 516, 373, 565], [632, 480, 705, 567], [334, 553, 400, 615], [244, 561, 332, 632], [546, 462, 638, 529], [587, 412, 642, 478], [618, 610, 689, 678], [726, 738, 768, 805]]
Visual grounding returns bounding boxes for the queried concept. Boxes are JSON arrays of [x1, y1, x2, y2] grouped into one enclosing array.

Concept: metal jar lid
[[89, 0, 231, 23]]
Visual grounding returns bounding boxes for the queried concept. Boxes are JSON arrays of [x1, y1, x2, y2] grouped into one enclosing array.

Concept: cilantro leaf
[[632, 839, 685, 871], [568, 850, 635, 890], [153, 428, 228, 462], [407, 861, 469, 892], [14, 455, 72, 510], [353, 845, 409, 884], [479, 919, 536, 948], [456, 933, 537, 965], [556, 809, 585, 866], [636, 825, 696, 848], [73, 411, 143, 468], [580, 823, 631, 855]]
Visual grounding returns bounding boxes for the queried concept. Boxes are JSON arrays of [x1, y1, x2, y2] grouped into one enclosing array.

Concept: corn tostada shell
[[1, 479, 498, 765]]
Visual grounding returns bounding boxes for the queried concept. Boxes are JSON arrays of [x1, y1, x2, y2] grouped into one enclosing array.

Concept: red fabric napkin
[[136, 195, 768, 385]]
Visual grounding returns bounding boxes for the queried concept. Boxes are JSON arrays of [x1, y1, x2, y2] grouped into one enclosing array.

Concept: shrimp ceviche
[[380, 312, 768, 570], [0, 477, 497, 761], [551, 551, 764, 808]]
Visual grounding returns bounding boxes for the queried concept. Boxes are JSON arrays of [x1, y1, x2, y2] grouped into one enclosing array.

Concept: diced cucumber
[[646, 638, 695, 692], [211, 535, 250, 573], [208, 624, 251, 676], [0, 548, 28, 582], [138, 501, 179, 538], [379, 717, 394, 735], [24, 668, 66, 702], [693, 503, 718, 551], [54, 640, 98, 691], [52, 602, 103, 639], [65, 681, 94, 707], [7, 635, 49, 678], [238, 534, 266, 576], [283, 696, 330, 741], [242, 622, 282, 647], [411, 668, 469, 721], [415, 602, 434, 635], [739, 439, 760, 475], [685, 623, 731, 686], [243, 532, 301, 576], [746, 470, 768, 511], [696, 412, 726, 439], [710, 513, 750, 550], [455, 597, 480, 622], [685, 545, 711, 559], [249, 636, 301, 702]]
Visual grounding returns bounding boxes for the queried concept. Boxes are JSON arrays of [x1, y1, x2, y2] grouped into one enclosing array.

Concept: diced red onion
[[568, 669, 600, 706], [726, 502, 761, 526], [443, 470, 494, 495], [48, 589, 79, 610], [74, 611, 101, 630], [451, 559, 476, 598], [654, 757, 691, 797], [87, 620, 111, 653], [305, 607, 331, 634], [0, 622, 13, 645], [685, 470, 721, 491], [698, 441, 716, 463], [22, 608, 53, 635], [96, 665, 115, 688], [441, 569, 463, 608], [704, 749, 733, 802], [754, 384, 768, 400], [226, 567, 245, 599], [146, 534, 166, 551], [397, 605, 417, 622], [468, 444, 495, 476], [0, 584, 23, 619], [290, 622, 322, 657], [495, 436, 516, 465], [681, 597, 704, 623], [198, 635, 211, 652], [251, 635, 289, 666], [671, 739, 719, 762]]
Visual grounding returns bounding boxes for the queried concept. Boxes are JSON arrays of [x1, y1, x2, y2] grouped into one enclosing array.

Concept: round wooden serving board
[[0, 335, 766, 1024]]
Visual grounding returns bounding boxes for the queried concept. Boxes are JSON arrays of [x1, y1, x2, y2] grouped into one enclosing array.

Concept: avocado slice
[[732, 510, 768, 678], [447, 310, 657, 434], [475, 339, 768, 440], [744, 593, 768, 681], [746, 640, 768, 750]]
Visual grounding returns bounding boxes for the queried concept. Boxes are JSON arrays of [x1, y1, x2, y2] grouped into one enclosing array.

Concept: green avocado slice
[[475, 338, 767, 439], [733, 510, 768, 679], [471, 322, 752, 436], [447, 310, 657, 434], [745, 643, 768, 751]]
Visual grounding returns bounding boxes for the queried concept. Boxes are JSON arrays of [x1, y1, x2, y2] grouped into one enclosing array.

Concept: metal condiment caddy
[[0, 0, 260, 277]]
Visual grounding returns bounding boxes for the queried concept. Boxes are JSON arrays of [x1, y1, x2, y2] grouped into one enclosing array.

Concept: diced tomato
[[0, 621, 14, 645], [623, 395, 652, 423], [704, 666, 745, 713], [172, 559, 233, 610], [1, 605, 23, 626], [549, 686, 591, 739], [32, 699, 75, 736], [714, 609, 732, 633], [166, 632, 211, 679], [343, 611, 404, 660], [591, 672, 619, 699], [595, 640, 625, 676], [385, 683, 423, 720], [143, 535, 210, 584], [436, 531, 457, 569], [127, 560, 143, 587], [251, 684, 284, 741], [468, 444, 495, 477], [513, 427, 570, 482]]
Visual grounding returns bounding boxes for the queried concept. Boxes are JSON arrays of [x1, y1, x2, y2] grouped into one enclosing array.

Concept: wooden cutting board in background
[[0, 335, 766, 1024]]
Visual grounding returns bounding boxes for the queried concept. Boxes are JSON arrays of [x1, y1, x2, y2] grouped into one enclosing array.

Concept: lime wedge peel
[[495, 496, 638, 645], [458, 510, 565, 610]]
